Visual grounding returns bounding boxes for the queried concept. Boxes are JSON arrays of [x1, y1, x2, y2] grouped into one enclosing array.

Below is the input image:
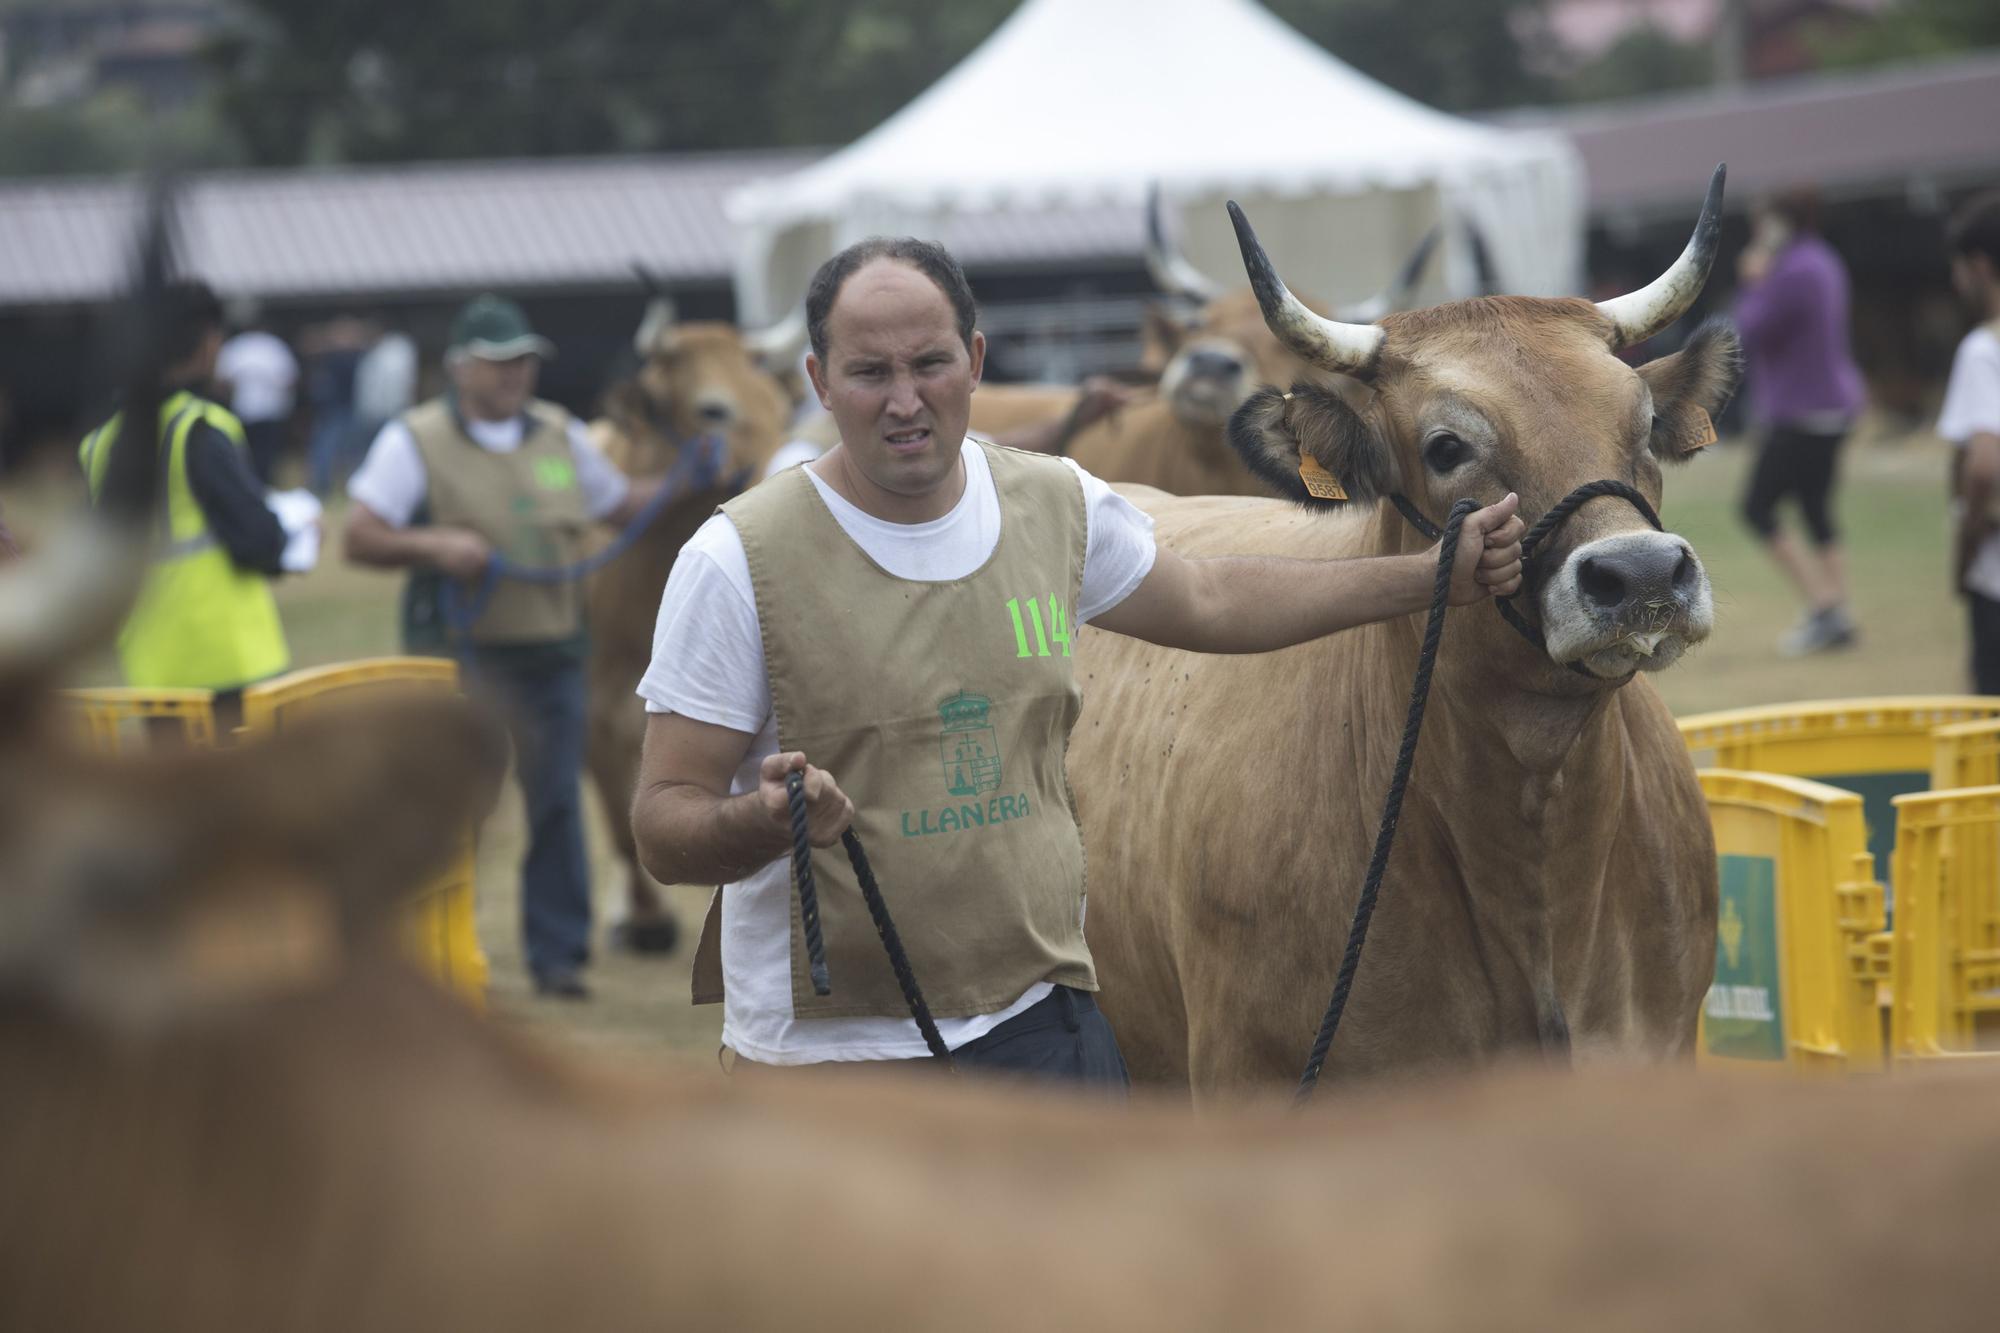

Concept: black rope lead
[[1297, 498, 1476, 1102], [784, 770, 832, 996], [839, 830, 954, 1068], [785, 771, 956, 1070]]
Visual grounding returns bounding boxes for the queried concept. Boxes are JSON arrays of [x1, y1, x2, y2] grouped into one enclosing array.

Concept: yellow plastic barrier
[[1695, 769, 1885, 1073], [1932, 717, 2000, 792], [64, 686, 218, 751], [240, 657, 488, 1007], [1680, 696, 2000, 883], [1887, 785, 2000, 1065]]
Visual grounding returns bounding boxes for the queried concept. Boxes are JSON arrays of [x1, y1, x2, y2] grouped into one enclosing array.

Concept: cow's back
[[1067, 399, 1272, 497]]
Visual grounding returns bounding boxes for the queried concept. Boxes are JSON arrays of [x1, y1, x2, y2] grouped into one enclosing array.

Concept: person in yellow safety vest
[[79, 280, 291, 732]]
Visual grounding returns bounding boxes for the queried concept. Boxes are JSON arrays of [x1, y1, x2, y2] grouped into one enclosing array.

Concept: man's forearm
[[1177, 553, 1432, 654], [634, 781, 791, 887], [344, 518, 461, 571]]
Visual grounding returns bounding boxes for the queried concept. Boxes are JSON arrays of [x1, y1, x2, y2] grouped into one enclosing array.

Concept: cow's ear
[[1637, 318, 1742, 463], [1228, 382, 1393, 507], [1140, 302, 1193, 373]]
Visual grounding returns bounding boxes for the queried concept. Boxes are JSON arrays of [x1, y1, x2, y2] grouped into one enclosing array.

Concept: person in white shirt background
[[214, 306, 300, 488], [1940, 189, 2000, 695]]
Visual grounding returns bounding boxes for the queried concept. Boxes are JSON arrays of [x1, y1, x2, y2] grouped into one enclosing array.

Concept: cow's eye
[[1423, 432, 1470, 473]]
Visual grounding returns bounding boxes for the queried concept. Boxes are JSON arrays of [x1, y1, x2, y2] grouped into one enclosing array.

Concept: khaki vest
[[699, 443, 1097, 1020], [404, 397, 590, 645]]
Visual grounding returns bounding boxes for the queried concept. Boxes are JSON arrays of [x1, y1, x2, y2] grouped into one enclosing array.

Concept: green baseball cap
[[449, 294, 556, 360]]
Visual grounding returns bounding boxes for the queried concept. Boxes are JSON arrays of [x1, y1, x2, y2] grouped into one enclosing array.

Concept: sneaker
[[1778, 605, 1858, 658], [531, 967, 591, 1001]]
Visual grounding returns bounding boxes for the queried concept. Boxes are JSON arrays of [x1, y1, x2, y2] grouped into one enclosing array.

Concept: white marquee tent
[[728, 0, 1583, 323]]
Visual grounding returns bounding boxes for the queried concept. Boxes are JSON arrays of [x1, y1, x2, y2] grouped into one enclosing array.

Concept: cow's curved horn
[[742, 304, 808, 369], [1596, 164, 1726, 347], [1228, 201, 1384, 375], [633, 296, 676, 357], [1145, 185, 1222, 305], [1335, 224, 1441, 322]]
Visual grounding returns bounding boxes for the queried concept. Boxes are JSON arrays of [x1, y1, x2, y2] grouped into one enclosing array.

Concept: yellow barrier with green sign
[[1888, 785, 2000, 1064], [240, 657, 488, 1007], [1680, 697, 2000, 885], [1696, 769, 1884, 1073]]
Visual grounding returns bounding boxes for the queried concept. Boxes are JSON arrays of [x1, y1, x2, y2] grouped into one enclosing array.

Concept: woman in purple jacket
[[1736, 191, 1872, 652], [1735, 188, 1869, 656]]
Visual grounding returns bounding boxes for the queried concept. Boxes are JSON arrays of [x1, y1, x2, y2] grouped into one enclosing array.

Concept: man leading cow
[[630, 236, 1523, 1082]]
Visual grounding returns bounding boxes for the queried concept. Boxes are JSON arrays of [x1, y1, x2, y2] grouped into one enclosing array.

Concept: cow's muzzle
[[1540, 529, 1713, 677]]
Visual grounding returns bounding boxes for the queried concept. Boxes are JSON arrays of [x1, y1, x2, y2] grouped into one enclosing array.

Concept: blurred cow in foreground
[[584, 289, 800, 950]]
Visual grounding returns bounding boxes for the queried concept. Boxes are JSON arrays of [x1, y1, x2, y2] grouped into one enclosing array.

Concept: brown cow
[[5, 394, 1999, 1332], [1069, 170, 1742, 1094], [1064, 195, 1441, 496], [583, 298, 798, 947]]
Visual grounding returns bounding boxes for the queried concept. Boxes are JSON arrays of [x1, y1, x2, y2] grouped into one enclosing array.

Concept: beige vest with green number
[[404, 397, 590, 644], [719, 442, 1097, 1020]]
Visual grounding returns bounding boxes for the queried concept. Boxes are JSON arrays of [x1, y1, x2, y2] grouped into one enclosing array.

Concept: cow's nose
[[1184, 349, 1242, 380], [696, 401, 733, 425], [1575, 541, 1698, 612]]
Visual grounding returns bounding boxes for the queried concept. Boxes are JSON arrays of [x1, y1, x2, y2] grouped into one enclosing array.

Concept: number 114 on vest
[[1004, 596, 1071, 658]]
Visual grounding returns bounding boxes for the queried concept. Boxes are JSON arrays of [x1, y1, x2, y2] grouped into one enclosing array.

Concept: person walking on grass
[[1734, 187, 1868, 657], [1940, 190, 2000, 696]]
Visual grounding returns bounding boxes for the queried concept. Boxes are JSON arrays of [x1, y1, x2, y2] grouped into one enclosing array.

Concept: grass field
[[9, 420, 1977, 1060]]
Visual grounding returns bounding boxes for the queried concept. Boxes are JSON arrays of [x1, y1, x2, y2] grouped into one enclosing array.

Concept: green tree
[[210, 0, 1020, 165], [1807, 0, 2000, 70], [1266, 0, 1555, 113]]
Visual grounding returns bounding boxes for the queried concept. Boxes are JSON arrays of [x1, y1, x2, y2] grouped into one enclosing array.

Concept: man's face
[[451, 354, 539, 421], [807, 259, 984, 500], [1951, 253, 1996, 312]]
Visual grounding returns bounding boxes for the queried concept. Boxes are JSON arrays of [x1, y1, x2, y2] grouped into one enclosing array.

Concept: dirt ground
[[10, 418, 1975, 1061]]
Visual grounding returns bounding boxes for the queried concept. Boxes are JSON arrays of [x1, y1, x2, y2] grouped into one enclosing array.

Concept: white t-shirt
[[348, 411, 629, 528], [215, 331, 298, 424], [353, 332, 418, 425], [1938, 325, 2000, 601], [638, 442, 1157, 1065], [761, 438, 823, 479]]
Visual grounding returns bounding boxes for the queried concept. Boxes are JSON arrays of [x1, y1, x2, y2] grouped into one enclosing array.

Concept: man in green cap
[[345, 293, 680, 999]]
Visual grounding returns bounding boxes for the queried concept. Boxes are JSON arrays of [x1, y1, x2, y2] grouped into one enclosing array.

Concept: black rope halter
[[1296, 478, 1667, 1101]]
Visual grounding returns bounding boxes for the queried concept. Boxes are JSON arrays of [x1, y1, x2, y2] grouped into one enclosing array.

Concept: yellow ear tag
[[1298, 451, 1348, 500], [1684, 406, 1717, 452]]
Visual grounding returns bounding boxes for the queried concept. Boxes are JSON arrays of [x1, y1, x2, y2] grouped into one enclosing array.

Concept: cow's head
[[1228, 168, 1741, 685], [607, 284, 800, 481], [1143, 190, 1440, 432]]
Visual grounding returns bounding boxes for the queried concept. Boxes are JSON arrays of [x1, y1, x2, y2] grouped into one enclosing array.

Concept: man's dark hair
[[805, 237, 977, 363], [1948, 189, 2000, 271], [1768, 185, 1822, 236], [163, 279, 225, 366]]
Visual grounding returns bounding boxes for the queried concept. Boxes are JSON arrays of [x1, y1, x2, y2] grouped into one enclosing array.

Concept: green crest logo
[[533, 456, 577, 491], [939, 691, 1001, 797]]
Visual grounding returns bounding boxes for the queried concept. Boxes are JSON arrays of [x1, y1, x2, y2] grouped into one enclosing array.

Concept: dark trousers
[[735, 986, 1131, 1093], [1973, 591, 2000, 696], [955, 985, 1130, 1091], [458, 650, 592, 980], [241, 418, 287, 488]]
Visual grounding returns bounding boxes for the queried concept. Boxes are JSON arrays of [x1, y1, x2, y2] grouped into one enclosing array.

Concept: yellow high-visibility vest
[[79, 391, 289, 690]]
